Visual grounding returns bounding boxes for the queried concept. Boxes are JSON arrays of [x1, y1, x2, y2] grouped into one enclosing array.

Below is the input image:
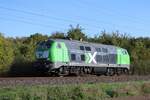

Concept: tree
[[67, 25, 87, 40], [97, 30, 113, 44], [50, 32, 66, 39], [21, 33, 48, 61], [0, 34, 14, 73]]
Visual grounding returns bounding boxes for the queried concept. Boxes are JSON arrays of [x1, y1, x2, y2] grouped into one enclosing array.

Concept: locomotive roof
[[49, 38, 119, 49]]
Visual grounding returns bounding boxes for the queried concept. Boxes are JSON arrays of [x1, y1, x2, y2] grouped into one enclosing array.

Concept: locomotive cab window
[[80, 46, 84, 50], [95, 48, 101, 52], [85, 46, 91, 51], [122, 50, 128, 55], [46, 40, 53, 48], [71, 54, 76, 61], [81, 54, 85, 61], [102, 48, 108, 53], [57, 43, 61, 48], [37, 40, 53, 50]]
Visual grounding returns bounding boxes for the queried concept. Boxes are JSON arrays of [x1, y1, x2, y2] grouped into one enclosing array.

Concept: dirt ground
[[0, 75, 150, 86], [109, 95, 150, 100]]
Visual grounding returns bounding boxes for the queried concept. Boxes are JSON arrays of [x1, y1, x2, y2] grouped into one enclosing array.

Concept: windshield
[[37, 40, 53, 50]]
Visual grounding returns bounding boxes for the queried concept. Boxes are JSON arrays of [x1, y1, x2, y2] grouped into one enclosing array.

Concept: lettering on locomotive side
[[87, 52, 97, 64]]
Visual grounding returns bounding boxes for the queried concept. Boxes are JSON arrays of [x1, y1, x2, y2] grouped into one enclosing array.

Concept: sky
[[0, 0, 150, 37]]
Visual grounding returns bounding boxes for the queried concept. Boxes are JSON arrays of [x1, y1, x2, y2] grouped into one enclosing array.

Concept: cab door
[[60, 42, 69, 63], [50, 42, 69, 63], [117, 48, 122, 65], [117, 48, 130, 65]]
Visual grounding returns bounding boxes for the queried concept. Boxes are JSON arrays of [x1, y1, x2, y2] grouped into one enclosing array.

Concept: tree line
[[0, 25, 150, 75]]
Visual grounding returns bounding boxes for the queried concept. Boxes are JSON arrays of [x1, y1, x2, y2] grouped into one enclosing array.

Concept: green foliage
[[67, 24, 87, 40], [71, 86, 85, 100], [10, 33, 48, 75], [50, 32, 66, 39], [0, 33, 14, 73], [0, 81, 149, 100], [21, 33, 48, 61], [141, 83, 150, 94]]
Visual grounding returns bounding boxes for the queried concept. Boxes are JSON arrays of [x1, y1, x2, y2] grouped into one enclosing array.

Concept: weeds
[[0, 81, 149, 100]]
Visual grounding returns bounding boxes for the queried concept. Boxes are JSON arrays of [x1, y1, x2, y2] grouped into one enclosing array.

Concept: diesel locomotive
[[34, 39, 130, 76]]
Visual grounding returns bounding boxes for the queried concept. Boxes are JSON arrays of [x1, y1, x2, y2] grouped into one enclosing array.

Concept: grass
[[0, 81, 150, 100]]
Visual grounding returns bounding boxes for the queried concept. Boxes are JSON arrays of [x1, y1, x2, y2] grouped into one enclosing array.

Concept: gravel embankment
[[0, 75, 149, 87]]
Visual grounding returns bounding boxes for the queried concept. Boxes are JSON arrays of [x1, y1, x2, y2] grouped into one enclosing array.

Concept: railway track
[[0, 75, 149, 87]]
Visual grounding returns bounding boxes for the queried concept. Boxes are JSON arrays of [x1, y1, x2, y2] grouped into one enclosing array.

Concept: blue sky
[[0, 0, 150, 37]]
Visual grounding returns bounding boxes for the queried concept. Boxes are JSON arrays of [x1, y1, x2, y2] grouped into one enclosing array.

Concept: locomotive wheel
[[57, 67, 69, 76], [48, 67, 67, 77], [106, 68, 115, 76], [87, 67, 92, 74], [79, 67, 84, 76], [116, 68, 123, 76], [123, 68, 129, 75]]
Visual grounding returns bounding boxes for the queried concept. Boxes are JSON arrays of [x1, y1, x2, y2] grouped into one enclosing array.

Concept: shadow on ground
[[8, 62, 49, 77]]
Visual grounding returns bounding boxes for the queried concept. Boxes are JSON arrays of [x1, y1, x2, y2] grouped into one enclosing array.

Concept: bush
[[0, 34, 14, 74], [141, 83, 150, 94], [0, 81, 149, 100]]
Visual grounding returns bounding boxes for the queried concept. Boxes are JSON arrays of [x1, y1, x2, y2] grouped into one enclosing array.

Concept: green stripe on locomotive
[[117, 48, 130, 65], [85, 53, 91, 64], [49, 42, 70, 62]]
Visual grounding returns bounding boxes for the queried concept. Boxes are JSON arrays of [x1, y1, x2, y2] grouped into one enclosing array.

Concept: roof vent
[[69, 38, 72, 40], [80, 38, 83, 42]]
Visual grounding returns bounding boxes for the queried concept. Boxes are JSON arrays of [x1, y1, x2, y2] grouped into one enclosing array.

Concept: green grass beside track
[[0, 81, 150, 100]]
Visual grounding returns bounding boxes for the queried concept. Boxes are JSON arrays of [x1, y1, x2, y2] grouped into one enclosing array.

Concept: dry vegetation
[[0, 81, 150, 100]]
